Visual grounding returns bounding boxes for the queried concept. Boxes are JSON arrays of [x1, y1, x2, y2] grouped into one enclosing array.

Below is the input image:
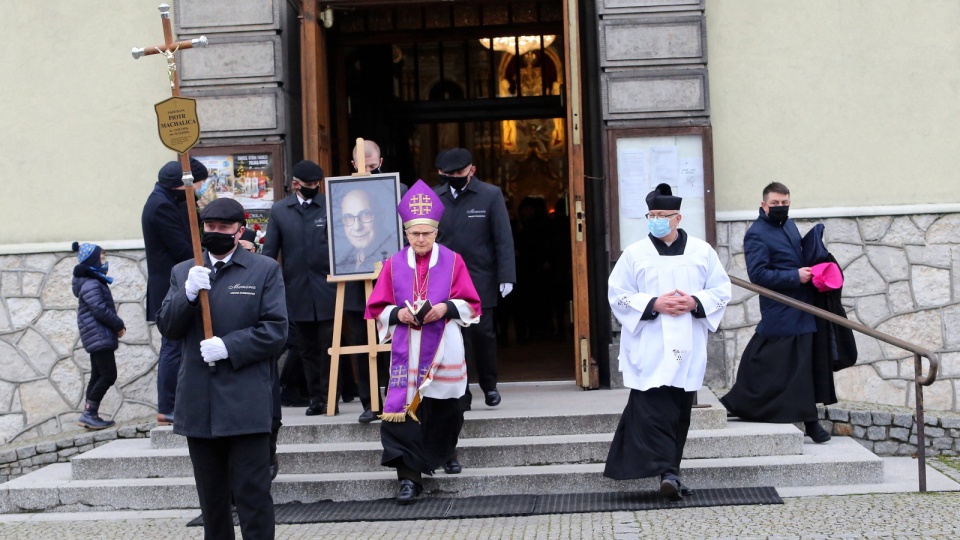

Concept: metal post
[[915, 353, 927, 492]]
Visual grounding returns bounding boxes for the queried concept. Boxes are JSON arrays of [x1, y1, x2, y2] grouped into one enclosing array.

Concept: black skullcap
[[156, 159, 208, 189], [435, 148, 473, 173], [292, 160, 324, 183], [646, 183, 682, 211], [200, 198, 246, 224]]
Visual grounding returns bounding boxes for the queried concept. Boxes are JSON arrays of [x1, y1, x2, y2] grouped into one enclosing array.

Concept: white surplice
[[608, 235, 731, 392]]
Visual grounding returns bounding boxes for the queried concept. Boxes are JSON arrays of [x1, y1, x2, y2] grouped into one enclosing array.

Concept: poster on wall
[[190, 143, 285, 236]]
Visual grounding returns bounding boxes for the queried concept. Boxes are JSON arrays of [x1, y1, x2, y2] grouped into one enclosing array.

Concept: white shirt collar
[[296, 193, 313, 205], [208, 248, 237, 268]]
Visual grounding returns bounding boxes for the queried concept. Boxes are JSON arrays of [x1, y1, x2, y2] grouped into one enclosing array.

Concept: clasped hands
[[654, 289, 697, 317], [398, 303, 448, 326]]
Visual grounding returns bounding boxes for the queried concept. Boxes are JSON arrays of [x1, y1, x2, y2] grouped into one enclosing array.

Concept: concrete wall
[[707, 0, 960, 213], [0, 2, 176, 247]]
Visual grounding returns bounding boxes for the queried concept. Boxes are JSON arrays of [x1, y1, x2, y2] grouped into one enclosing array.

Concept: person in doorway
[[71, 242, 125, 430], [157, 197, 287, 539], [432, 148, 515, 410], [604, 183, 731, 501], [142, 158, 208, 425], [262, 160, 341, 416], [365, 180, 481, 505], [720, 182, 835, 443]]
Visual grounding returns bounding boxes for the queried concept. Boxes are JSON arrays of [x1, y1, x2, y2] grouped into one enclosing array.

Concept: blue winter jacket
[[744, 209, 817, 336], [72, 266, 125, 353]]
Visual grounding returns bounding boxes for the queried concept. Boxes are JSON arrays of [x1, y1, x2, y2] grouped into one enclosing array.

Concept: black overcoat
[[261, 193, 337, 322], [744, 209, 816, 336], [141, 184, 194, 322], [157, 247, 288, 438], [433, 177, 516, 308]]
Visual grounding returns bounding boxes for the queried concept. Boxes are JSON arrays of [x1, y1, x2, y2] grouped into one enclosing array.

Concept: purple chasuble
[[384, 246, 455, 415]]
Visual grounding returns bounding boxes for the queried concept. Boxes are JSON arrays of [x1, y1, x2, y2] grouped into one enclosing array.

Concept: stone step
[[149, 389, 729, 449], [0, 437, 881, 512], [72, 422, 803, 480]]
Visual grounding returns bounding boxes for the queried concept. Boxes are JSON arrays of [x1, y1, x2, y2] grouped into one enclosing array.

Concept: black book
[[405, 299, 433, 326]]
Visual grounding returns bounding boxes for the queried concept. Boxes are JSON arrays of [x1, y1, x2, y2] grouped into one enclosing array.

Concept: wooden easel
[[325, 138, 392, 416]]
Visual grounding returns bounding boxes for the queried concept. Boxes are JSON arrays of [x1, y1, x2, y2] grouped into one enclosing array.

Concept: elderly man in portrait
[[338, 188, 397, 274]]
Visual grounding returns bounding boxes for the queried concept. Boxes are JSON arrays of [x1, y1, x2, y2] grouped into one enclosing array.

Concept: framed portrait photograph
[[325, 173, 404, 278]]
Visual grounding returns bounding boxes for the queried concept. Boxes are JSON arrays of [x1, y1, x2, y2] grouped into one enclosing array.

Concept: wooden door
[[301, 1, 332, 172], [562, 0, 597, 389]]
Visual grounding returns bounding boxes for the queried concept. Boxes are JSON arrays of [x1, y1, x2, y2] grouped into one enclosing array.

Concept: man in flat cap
[[141, 158, 208, 425], [604, 183, 730, 501], [262, 160, 342, 416], [157, 197, 287, 539], [432, 148, 515, 415]]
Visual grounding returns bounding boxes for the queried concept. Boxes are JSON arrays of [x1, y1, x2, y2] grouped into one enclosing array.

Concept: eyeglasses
[[342, 210, 374, 227], [645, 213, 679, 220], [405, 230, 437, 239]]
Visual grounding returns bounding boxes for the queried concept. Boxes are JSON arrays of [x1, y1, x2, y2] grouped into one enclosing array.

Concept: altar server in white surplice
[[604, 183, 731, 502]]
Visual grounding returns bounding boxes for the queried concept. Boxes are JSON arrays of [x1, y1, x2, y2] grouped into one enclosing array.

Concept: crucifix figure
[[131, 4, 216, 369]]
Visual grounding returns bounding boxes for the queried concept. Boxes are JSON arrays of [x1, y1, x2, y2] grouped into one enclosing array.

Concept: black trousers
[[87, 350, 117, 403], [462, 307, 498, 394], [187, 434, 274, 540], [278, 322, 308, 396], [345, 309, 389, 410], [297, 320, 337, 404]]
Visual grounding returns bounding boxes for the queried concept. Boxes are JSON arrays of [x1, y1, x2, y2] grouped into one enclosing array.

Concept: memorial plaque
[[154, 96, 201, 154]]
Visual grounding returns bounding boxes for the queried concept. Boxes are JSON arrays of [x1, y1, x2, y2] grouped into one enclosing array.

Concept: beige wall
[[1, 2, 177, 246], [707, 0, 960, 213]]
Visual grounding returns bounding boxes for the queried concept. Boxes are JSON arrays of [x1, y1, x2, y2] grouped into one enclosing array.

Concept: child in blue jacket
[[71, 242, 126, 429]]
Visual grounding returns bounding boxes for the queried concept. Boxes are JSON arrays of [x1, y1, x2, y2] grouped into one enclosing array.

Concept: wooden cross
[[132, 5, 217, 370]]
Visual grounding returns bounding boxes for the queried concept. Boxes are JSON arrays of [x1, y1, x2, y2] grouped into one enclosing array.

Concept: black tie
[[214, 261, 225, 273], [302, 200, 310, 210]]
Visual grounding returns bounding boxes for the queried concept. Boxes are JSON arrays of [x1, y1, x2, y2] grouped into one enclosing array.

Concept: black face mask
[[767, 205, 789, 224], [202, 231, 238, 256], [299, 186, 319, 200], [441, 174, 469, 191]]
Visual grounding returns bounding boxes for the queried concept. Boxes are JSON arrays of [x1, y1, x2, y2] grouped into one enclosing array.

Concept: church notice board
[[190, 142, 286, 235], [606, 126, 715, 257]]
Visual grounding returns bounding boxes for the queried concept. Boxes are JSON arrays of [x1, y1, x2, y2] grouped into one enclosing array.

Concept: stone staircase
[[0, 384, 884, 513]]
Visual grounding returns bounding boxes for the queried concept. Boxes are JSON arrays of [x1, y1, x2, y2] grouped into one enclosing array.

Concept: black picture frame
[[325, 173, 404, 278]]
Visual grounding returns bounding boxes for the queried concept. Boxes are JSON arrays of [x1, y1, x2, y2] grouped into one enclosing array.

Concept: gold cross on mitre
[[409, 194, 433, 215]]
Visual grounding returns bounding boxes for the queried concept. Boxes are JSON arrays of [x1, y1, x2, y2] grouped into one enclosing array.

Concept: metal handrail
[[730, 276, 940, 492]]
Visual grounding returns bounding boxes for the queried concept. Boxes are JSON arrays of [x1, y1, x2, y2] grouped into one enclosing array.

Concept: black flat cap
[[435, 148, 473, 173], [200, 198, 246, 223], [646, 183, 682, 211], [157, 159, 208, 189], [292, 160, 324, 183]]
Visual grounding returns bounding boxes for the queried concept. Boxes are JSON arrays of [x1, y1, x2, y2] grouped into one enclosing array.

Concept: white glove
[[185, 266, 212, 301], [500, 283, 514, 297], [200, 337, 228, 363]]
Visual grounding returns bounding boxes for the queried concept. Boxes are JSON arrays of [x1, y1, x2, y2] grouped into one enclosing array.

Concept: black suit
[[434, 178, 516, 395], [263, 193, 339, 406], [141, 183, 195, 416]]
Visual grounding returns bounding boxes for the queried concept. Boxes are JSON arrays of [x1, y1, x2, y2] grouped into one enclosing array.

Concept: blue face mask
[[647, 217, 673, 238], [91, 261, 109, 275]]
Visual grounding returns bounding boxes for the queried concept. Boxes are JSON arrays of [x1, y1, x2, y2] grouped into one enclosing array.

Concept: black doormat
[[187, 487, 781, 526]]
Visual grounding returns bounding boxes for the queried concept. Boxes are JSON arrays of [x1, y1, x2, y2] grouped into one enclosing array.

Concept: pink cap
[[811, 262, 843, 292]]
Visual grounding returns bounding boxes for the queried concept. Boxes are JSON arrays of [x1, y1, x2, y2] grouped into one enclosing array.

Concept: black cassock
[[380, 397, 463, 476]]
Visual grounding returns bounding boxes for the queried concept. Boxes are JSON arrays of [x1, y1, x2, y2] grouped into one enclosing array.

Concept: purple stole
[[384, 246, 455, 416]]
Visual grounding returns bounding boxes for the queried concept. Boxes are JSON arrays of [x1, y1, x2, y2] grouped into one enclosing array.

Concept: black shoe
[[396, 479, 422, 505], [659, 477, 683, 502], [358, 409, 379, 423], [442, 458, 462, 474], [459, 394, 472, 412], [677, 480, 694, 497], [484, 389, 501, 407], [805, 421, 831, 443], [341, 394, 356, 404]]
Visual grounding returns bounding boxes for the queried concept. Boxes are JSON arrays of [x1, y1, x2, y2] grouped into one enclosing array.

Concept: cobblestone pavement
[[1, 491, 959, 539]]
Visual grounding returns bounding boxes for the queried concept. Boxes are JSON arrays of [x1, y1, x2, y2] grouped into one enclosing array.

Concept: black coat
[[433, 177, 516, 308], [744, 209, 816, 336], [262, 193, 337, 322], [157, 247, 288, 438], [141, 184, 195, 322], [72, 267, 125, 353], [803, 224, 858, 372]]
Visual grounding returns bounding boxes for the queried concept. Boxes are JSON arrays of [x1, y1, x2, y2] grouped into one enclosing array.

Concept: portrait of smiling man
[[331, 180, 403, 276]]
